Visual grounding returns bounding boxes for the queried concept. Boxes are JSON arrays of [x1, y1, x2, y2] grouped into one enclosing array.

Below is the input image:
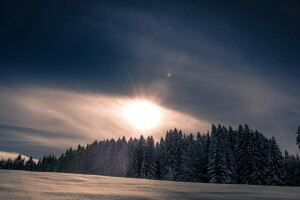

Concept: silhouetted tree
[[13, 154, 25, 170], [3, 123, 300, 186], [24, 156, 36, 171], [265, 137, 288, 186], [296, 125, 300, 150]]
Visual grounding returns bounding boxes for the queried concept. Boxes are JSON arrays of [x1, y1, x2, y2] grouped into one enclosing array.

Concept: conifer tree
[[5, 158, 14, 169], [164, 128, 182, 180], [130, 135, 146, 178], [4, 123, 300, 186], [13, 154, 25, 170], [208, 125, 233, 183], [127, 138, 138, 176], [24, 156, 36, 171], [142, 136, 157, 179], [265, 137, 288, 186], [194, 132, 209, 182], [155, 137, 166, 179], [178, 133, 197, 181], [296, 125, 300, 150], [114, 137, 128, 177], [0, 159, 6, 169], [235, 124, 252, 184], [249, 131, 268, 184]]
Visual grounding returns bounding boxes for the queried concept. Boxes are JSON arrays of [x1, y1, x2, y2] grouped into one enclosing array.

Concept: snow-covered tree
[[235, 124, 253, 184], [155, 137, 166, 179], [114, 137, 128, 177], [249, 131, 268, 185], [178, 133, 197, 181], [143, 136, 157, 179], [13, 154, 25, 170], [296, 125, 300, 150], [164, 128, 182, 180], [3, 123, 299, 186], [130, 135, 146, 178], [208, 125, 233, 183], [265, 137, 288, 186]]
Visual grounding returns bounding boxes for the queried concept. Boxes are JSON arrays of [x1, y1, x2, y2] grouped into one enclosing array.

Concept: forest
[[1, 124, 300, 186]]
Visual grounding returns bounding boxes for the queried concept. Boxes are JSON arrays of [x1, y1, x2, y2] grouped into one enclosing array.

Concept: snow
[[0, 169, 299, 200]]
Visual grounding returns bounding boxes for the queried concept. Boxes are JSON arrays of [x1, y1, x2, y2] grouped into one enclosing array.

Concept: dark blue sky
[[0, 0, 300, 157]]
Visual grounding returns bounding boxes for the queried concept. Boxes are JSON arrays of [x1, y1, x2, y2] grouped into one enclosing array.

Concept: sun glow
[[123, 100, 161, 130]]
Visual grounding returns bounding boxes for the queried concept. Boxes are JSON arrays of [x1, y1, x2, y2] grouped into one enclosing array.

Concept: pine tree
[[283, 152, 300, 185], [130, 135, 146, 178], [155, 137, 166, 179], [222, 126, 236, 183], [249, 131, 268, 184], [127, 137, 138, 176], [143, 136, 157, 179], [194, 133, 206, 181], [24, 156, 36, 171], [74, 145, 85, 173], [5, 158, 14, 169], [296, 125, 300, 150], [208, 125, 233, 183], [6, 123, 299, 186], [0, 159, 6, 169], [114, 137, 128, 177], [106, 139, 117, 175], [235, 124, 253, 184], [178, 133, 197, 181], [265, 137, 288, 186], [13, 154, 25, 170], [202, 132, 211, 182], [164, 128, 182, 180]]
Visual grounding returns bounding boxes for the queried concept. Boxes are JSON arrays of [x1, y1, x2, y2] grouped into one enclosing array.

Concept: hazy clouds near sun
[[0, 87, 210, 158], [0, 151, 38, 162]]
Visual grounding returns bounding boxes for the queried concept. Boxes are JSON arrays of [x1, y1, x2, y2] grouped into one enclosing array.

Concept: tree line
[[1, 124, 300, 186]]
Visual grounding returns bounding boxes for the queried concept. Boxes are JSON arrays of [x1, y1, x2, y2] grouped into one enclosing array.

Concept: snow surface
[[0, 169, 299, 200]]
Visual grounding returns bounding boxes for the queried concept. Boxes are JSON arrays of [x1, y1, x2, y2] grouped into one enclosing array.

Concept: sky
[[0, 0, 300, 158]]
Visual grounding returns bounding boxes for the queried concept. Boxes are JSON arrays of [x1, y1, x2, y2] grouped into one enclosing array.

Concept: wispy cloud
[[0, 151, 38, 162], [0, 86, 210, 158]]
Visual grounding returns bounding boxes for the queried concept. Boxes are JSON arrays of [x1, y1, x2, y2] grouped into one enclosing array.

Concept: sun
[[123, 100, 161, 130]]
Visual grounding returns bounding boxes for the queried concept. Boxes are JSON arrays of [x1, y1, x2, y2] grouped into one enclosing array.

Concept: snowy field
[[0, 169, 299, 200]]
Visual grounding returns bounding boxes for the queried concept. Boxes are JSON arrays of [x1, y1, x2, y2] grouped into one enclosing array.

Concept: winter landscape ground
[[0, 169, 299, 200]]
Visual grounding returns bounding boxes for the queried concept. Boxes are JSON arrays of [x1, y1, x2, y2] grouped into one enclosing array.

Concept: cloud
[[0, 151, 38, 162], [0, 86, 211, 158]]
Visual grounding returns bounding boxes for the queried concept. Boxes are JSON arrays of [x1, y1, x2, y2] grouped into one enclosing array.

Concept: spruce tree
[[265, 137, 288, 186], [130, 135, 146, 178], [13, 154, 25, 170], [296, 125, 300, 150], [235, 124, 252, 184], [24, 156, 36, 171], [0, 159, 6, 169], [249, 131, 267, 184], [143, 136, 157, 179], [114, 137, 128, 177], [164, 128, 182, 180], [6, 123, 299, 186], [208, 125, 233, 183], [178, 133, 197, 181], [127, 138, 138, 177], [5, 158, 14, 169], [194, 132, 209, 182], [155, 137, 166, 179]]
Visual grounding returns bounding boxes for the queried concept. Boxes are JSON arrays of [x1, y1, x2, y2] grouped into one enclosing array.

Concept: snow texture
[[0, 169, 299, 200]]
